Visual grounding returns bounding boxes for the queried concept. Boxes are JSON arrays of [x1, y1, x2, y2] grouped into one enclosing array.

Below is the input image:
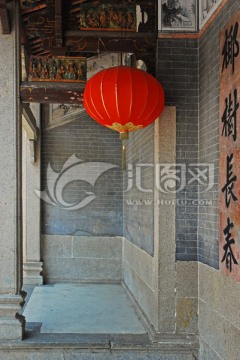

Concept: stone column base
[[23, 261, 43, 285], [0, 294, 25, 340]]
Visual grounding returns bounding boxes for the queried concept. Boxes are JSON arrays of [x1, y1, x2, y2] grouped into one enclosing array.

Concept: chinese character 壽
[[222, 153, 238, 208], [222, 21, 239, 74], [222, 89, 239, 141], [221, 217, 238, 272]]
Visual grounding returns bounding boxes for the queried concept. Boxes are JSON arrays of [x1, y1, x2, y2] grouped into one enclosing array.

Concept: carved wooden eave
[[20, 81, 84, 104], [20, 0, 158, 104], [0, 0, 10, 34], [20, 0, 158, 56]]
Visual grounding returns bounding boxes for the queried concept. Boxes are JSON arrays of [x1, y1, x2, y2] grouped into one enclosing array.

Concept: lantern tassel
[[120, 132, 129, 171], [122, 144, 126, 171]]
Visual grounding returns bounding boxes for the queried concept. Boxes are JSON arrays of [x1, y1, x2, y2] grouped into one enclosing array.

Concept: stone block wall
[[42, 235, 122, 283], [122, 237, 158, 330], [199, 262, 240, 360]]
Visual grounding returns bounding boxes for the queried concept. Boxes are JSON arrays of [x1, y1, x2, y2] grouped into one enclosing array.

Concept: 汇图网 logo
[[35, 154, 117, 211]]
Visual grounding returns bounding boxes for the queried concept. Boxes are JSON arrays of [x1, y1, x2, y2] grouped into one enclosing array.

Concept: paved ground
[[22, 283, 146, 334]]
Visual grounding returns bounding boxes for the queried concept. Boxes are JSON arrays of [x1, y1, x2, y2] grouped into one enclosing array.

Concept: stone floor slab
[[23, 284, 146, 334]]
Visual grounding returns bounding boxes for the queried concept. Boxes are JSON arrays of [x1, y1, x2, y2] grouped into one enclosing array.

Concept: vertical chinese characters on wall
[[219, 11, 240, 278]]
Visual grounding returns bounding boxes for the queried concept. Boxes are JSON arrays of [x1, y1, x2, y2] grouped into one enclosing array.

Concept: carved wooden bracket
[[22, 104, 39, 163], [22, 104, 39, 140]]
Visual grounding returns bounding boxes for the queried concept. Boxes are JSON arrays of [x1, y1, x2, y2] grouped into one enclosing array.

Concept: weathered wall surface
[[41, 113, 123, 236], [198, 1, 240, 359]]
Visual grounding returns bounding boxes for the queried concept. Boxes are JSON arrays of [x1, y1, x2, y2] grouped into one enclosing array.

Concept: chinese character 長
[[222, 153, 238, 208]]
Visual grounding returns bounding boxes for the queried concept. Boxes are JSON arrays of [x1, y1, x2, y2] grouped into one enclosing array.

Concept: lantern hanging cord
[[98, 37, 108, 60]]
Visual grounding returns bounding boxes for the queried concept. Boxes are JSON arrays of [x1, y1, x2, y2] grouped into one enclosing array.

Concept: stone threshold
[[0, 333, 198, 353]]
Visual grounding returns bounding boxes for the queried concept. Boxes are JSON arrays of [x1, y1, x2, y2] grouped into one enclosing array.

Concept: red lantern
[[83, 66, 165, 135]]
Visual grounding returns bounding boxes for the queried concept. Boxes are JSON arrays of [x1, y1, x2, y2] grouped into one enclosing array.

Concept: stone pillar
[[155, 107, 176, 334], [0, 3, 25, 339], [22, 104, 43, 285]]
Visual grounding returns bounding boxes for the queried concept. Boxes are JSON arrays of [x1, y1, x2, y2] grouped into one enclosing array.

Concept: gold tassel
[[120, 132, 129, 171]]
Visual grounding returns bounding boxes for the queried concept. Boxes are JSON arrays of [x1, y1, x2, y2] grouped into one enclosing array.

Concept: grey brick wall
[[123, 124, 155, 255], [198, 0, 240, 269], [41, 113, 123, 236], [157, 38, 199, 261]]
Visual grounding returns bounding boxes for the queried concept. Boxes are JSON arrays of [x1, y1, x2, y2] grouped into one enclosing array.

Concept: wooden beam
[[21, 4, 47, 15], [20, 82, 85, 104], [72, 0, 89, 5], [0, 0, 10, 34], [65, 30, 157, 39], [65, 31, 157, 53], [21, 103, 39, 141]]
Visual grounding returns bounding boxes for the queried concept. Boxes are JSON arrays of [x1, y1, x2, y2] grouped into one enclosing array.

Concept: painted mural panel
[[158, 0, 197, 31], [87, 52, 135, 80], [199, 0, 223, 29], [78, 4, 136, 31], [42, 104, 84, 131], [219, 11, 240, 280], [29, 56, 87, 82]]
